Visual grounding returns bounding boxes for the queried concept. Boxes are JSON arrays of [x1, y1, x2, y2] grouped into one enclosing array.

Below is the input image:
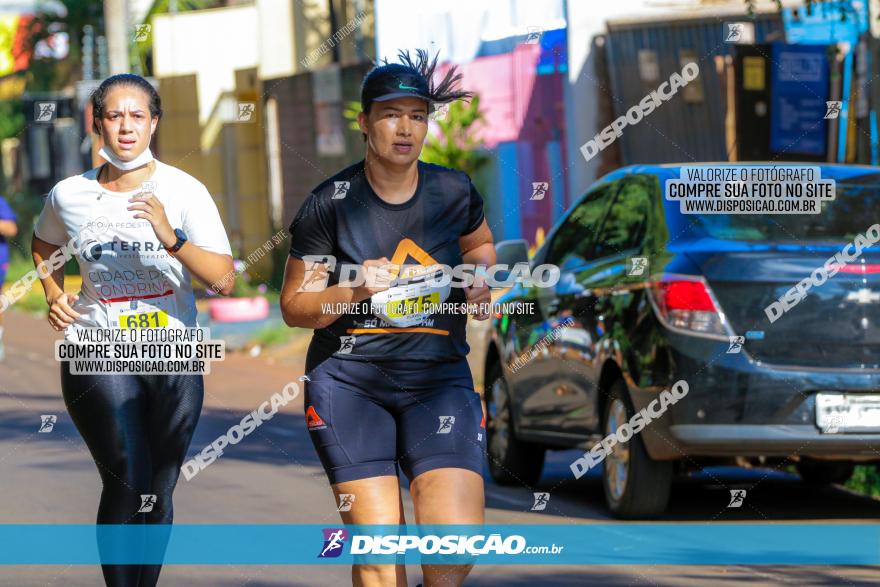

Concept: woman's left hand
[[128, 192, 175, 249]]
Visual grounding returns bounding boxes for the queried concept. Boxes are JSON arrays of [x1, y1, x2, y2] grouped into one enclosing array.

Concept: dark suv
[[482, 163, 880, 518]]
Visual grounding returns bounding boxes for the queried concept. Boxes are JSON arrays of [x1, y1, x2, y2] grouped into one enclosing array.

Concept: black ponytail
[[393, 49, 473, 106]]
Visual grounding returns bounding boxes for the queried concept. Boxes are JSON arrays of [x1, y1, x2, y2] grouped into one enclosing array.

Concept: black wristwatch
[[167, 228, 188, 254]]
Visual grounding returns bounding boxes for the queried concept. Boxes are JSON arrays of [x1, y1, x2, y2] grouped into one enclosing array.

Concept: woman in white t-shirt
[[32, 74, 234, 587]]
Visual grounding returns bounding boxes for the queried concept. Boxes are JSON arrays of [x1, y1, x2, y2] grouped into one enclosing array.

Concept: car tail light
[[648, 275, 729, 338], [838, 264, 880, 274]]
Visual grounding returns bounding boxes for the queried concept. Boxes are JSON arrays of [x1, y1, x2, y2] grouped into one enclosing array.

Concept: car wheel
[[485, 363, 545, 486], [602, 379, 673, 519], [796, 461, 855, 485]]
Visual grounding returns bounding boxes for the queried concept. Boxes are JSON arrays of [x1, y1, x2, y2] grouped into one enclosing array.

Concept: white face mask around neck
[[98, 145, 154, 171]]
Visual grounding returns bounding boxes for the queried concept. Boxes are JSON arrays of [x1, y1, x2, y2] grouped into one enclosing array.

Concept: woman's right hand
[[352, 257, 397, 302], [47, 292, 81, 331]]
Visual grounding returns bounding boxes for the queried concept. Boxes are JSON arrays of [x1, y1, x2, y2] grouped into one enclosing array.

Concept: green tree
[[342, 94, 492, 212], [0, 1, 102, 195], [343, 100, 362, 131], [342, 95, 491, 181], [24, 0, 104, 92], [0, 101, 24, 141], [420, 95, 490, 182]]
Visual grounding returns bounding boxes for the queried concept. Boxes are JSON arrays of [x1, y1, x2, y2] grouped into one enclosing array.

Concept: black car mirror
[[493, 239, 530, 285], [495, 239, 529, 266]]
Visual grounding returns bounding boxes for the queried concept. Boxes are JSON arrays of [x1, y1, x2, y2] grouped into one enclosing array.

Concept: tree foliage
[[24, 0, 104, 91], [420, 94, 490, 182]]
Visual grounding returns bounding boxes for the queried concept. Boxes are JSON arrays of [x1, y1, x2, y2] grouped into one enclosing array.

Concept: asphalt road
[[1, 311, 879, 586]]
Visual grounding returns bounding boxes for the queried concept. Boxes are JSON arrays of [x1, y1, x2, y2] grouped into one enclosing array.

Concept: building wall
[[259, 0, 297, 79], [153, 5, 268, 267], [563, 0, 796, 204], [375, 0, 564, 64], [564, 0, 680, 206], [230, 69, 269, 259], [152, 6, 261, 125], [153, 0, 377, 274], [436, 33, 568, 246], [300, 0, 375, 68], [265, 62, 373, 229], [155, 74, 209, 198], [604, 13, 782, 165]]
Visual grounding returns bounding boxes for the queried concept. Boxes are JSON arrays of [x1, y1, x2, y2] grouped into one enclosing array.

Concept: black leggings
[[61, 362, 204, 587]]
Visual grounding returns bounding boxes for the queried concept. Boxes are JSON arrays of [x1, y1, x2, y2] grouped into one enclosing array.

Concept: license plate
[[119, 310, 169, 329], [816, 393, 880, 433]]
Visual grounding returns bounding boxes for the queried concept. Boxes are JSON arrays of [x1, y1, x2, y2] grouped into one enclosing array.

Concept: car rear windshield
[[676, 173, 880, 243]]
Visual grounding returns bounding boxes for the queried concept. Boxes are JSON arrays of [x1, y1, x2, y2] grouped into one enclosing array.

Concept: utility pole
[[869, 0, 880, 164], [82, 25, 94, 80], [328, 0, 341, 63], [103, 0, 130, 74]]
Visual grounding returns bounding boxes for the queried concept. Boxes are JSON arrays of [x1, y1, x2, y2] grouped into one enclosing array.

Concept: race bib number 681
[[119, 310, 169, 328]]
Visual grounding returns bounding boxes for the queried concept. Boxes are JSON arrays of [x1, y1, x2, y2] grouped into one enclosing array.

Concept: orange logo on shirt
[[342, 238, 451, 337], [388, 238, 438, 278], [480, 414, 486, 429], [306, 406, 326, 429]]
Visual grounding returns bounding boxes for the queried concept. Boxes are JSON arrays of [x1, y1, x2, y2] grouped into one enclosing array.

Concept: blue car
[[483, 163, 880, 519]]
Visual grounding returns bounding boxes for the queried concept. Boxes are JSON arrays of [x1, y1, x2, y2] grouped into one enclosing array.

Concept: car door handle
[[555, 384, 575, 396]]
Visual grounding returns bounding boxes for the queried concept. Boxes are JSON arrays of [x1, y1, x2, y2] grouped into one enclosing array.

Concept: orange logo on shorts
[[306, 406, 326, 429]]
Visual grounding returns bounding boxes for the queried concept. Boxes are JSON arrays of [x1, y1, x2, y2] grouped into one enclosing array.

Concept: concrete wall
[[152, 5, 261, 125], [152, 0, 377, 275], [259, 0, 297, 79], [265, 62, 373, 229], [152, 5, 271, 271]]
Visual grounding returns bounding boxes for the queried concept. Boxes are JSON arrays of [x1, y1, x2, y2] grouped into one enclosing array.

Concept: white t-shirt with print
[[35, 160, 232, 340]]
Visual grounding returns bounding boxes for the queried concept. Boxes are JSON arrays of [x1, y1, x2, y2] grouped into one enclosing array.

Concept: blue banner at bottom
[[2, 524, 879, 565]]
